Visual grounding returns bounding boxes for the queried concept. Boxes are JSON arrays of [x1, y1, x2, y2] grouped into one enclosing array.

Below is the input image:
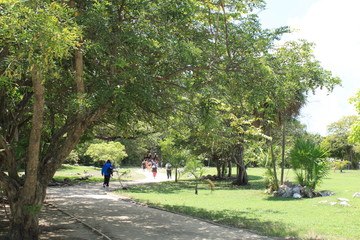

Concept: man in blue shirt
[[101, 160, 113, 189]]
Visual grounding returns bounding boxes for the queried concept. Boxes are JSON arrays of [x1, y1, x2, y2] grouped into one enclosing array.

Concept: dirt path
[[2, 170, 277, 239]]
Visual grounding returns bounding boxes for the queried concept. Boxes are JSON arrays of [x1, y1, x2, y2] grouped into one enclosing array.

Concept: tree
[[85, 141, 127, 166], [158, 137, 188, 183], [349, 91, 360, 145], [331, 160, 351, 173], [322, 116, 360, 169], [1, 2, 82, 239], [184, 157, 205, 195], [255, 40, 340, 189]]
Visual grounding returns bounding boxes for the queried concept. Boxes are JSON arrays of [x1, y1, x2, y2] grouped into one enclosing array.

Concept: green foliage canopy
[[322, 116, 359, 169], [349, 91, 360, 144], [85, 141, 127, 166]]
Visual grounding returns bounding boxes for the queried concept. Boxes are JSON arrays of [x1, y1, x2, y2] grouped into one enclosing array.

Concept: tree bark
[[74, 48, 84, 94], [221, 161, 226, 178], [270, 143, 279, 191], [68, 0, 84, 95], [6, 66, 45, 240], [213, 154, 221, 178], [4, 104, 109, 239], [232, 144, 248, 185], [280, 121, 286, 184], [227, 161, 232, 177], [175, 167, 178, 183]]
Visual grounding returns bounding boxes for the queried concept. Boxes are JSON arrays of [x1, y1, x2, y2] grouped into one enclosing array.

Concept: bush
[[85, 141, 127, 166], [332, 160, 350, 172], [290, 137, 330, 190], [64, 150, 79, 165]]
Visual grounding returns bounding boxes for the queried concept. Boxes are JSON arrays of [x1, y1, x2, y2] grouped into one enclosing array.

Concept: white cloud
[[285, 0, 360, 135]]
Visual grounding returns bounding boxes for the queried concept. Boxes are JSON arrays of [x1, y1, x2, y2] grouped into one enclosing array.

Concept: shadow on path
[[44, 170, 279, 240]]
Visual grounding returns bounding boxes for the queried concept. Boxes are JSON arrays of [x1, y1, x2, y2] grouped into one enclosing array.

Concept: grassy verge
[[115, 168, 360, 240], [53, 164, 146, 183]]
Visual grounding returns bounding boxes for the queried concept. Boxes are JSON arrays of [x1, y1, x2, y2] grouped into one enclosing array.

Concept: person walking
[[165, 162, 172, 179], [141, 159, 147, 171], [101, 160, 113, 189], [151, 160, 158, 179]]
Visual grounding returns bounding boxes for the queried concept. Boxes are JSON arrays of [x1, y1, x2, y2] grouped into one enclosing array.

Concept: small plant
[[184, 157, 205, 195], [289, 137, 330, 190], [264, 167, 278, 192], [332, 160, 350, 172], [203, 179, 215, 192]]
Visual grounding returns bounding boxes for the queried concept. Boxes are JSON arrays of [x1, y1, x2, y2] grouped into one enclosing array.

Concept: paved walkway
[[45, 170, 275, 240]]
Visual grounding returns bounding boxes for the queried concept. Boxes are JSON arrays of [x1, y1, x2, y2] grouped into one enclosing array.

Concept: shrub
[[290, 137, 330, 190], [331, 160, 351, 172], [85, 141, 127, 166], [64, 150, 79, 165]]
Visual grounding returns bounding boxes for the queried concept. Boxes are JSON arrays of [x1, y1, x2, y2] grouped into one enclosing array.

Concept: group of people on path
[[141, 152, 172, 179], [142, 152, 160, 179], [101, 152, 173, 188]]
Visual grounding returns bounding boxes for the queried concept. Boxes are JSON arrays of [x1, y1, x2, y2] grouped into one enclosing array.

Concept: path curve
[[44, 170, 276, 240]]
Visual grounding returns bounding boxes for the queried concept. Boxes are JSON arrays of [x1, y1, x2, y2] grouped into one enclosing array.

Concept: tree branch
[[0, 135, 19, 180], [155, 66, 211, 81], [219, 0, 232, 59]]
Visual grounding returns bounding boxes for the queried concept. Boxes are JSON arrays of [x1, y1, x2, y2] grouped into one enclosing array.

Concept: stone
[[339, 201, 351, 207], [303, 188, 314, 198], [282, 191, 292, 198], [337, 198, 349, 202], [318, 191, 334, 197], [293, 193, 302, 199], [353, 192, 360, 198], [284, 181, 294, 188], [282, 187, 293, 198], [293, 186, 301, 194], [329, 202, 337, 206], [318, 200, 328, 204]]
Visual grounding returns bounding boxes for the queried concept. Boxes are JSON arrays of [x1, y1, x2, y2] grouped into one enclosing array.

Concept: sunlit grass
[[53, 164, 146, 183], [116, 168, 360, 240]]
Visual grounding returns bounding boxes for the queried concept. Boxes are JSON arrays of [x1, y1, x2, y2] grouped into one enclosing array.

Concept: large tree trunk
[[270, 143, 279, 191], [227, 161, 232, 177], [7, 184, 47, 240], [4, 106, 109, 239], [2, 55, 109, 238], [213, 154, 221, 178], [7, 66, 45, 239], [68, 0, 85, 96], [232, 144, 248, 185], [221, 161, 226, 178], [175, 167, 178, 183]]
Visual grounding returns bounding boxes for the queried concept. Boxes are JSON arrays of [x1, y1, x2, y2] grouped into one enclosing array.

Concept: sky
[[258, 0, 360, 136]]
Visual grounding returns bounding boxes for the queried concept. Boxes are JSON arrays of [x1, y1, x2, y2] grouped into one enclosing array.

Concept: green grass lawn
[[115, 168, 360, 240]]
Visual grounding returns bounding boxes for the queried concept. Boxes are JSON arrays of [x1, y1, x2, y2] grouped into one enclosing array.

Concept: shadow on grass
[[157, 204, 300, 239], [125, 181, 193, 194], [125, 176, 268, 194], [58, 165, 80, 170], [265, 196, 305, 202]]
